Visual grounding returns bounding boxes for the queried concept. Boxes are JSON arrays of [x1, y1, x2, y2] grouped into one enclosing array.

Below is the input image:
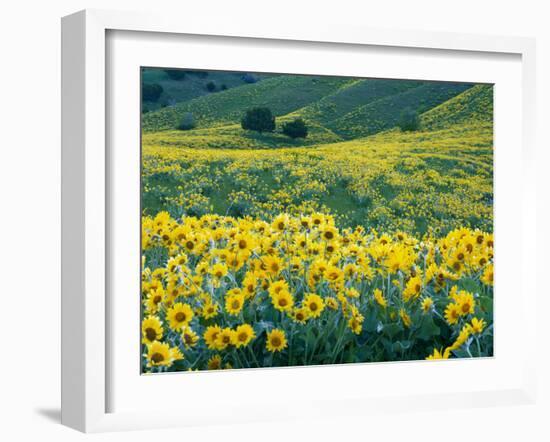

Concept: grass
[[141, 68, 276, 111], [142, 75, 352, 131]]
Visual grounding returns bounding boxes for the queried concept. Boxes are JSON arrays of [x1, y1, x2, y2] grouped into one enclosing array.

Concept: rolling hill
[[142, 74, 483, 145], [141, 68, 276, 111], [142, 75, 353, 131], [420, 84, 493, 130], [141, 73, 493, 153]]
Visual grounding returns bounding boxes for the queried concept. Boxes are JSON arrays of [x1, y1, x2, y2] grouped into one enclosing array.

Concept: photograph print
[[140, 68, 494, 373]]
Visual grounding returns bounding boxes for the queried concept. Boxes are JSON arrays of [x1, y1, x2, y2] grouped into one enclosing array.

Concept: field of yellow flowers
[[140, 131, 494, 372]]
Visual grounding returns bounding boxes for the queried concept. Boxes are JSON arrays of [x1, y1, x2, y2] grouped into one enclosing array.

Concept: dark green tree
[[282, 118, 308, 139], [397, 108, 421, 132], [206, 81, 216, 92], [242, 73, 257, 83], [142, 83, 163, 102], [177, 112, 196, 131], [241, 107, 275, 133]]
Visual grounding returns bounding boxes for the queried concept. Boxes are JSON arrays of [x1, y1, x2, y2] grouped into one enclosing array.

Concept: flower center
[[271, 337, 281, 347], [175, 312, 186, 322], [151, 352, 164, 363], [145, 328, 157, 341]]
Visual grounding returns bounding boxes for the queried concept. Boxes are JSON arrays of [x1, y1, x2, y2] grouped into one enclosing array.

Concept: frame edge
[[61, 9, 87, 432]]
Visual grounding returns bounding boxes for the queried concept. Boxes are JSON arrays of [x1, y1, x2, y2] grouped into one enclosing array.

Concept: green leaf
[[416, 316, 440, 341], [382, 323, 402, 338]]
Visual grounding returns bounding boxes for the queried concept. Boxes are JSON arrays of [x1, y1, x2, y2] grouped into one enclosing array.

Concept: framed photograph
[[61, 9, 537, 432]]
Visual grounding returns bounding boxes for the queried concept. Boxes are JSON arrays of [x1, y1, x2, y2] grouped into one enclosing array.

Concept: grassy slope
[[142, 77, 484, 150], [289, 78, 423, 126], [142, 75, 353, 132], [141, 69, 276, 111], [420, 84, 493, 130], [329, 82, 474, 138]]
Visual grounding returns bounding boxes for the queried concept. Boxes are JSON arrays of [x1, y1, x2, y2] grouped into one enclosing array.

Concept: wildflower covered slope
[[140, 72, 493, 372]]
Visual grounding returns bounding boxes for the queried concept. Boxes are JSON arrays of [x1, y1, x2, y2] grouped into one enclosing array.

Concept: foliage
[[177, 112, 196, 131], [398, 108, 421, 132], [206, 81, 217, 92], [142, 83, 163, 102], [241, 107, 276, 133], [242, 73, 258, 83], [282, 118, 308, 139]]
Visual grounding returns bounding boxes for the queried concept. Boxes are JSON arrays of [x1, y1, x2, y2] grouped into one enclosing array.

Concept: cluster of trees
[[205, 81, 227, 92], [176, 107, 308, 139], [241, 107, 308, 139]]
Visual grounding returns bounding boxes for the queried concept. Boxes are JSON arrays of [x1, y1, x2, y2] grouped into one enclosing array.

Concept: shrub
[[282, 118, 308, 139], [397, 108, 421, 132], [220, 84, 228, 91], [142, 83, 163, 102], [164, 69, 186, 80], [242, 73, 258, 84], [206, 81, 216, 92], [241, 107, 275, 133], [177, 112, 196, 131]]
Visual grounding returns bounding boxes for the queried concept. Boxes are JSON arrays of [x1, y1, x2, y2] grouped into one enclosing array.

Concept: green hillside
[[142, 75, 352, 132], [290, 78, 422, 126], [329, 82, 474, 138], [420, 84, 493, 130], [141, 68, 276, 111], [143, 74, 477, 145]]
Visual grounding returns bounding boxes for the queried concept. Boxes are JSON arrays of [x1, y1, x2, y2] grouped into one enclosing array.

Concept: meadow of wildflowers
[[140, 70, 493, 373]]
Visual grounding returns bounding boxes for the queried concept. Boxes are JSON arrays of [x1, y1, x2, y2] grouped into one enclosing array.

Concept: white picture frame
[[61, 9, 537, 433]]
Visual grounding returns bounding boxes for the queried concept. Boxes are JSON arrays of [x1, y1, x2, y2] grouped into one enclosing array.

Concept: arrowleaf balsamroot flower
[[266, 329, 287, 352]]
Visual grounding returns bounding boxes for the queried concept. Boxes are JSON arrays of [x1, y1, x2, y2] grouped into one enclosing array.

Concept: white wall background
[[0, 1, 548, 440]]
